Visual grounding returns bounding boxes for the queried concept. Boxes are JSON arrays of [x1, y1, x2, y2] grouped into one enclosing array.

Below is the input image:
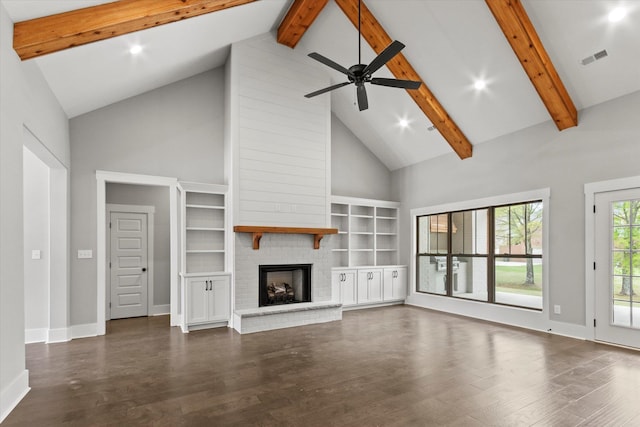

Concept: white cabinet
[[332, 270, 357, 306], [178, 182, 230, 331], [357, 268, 383, 304], [333, 266, 406, 309], [383, 267, 407, 301], [186, 274, 230, 325]]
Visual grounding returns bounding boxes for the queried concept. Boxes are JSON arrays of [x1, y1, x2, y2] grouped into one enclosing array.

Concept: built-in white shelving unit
[[330, 196, 406, 310], [331, 196, 400, 267], [178, 182, 230, 331], [181, 183, 227, 274]]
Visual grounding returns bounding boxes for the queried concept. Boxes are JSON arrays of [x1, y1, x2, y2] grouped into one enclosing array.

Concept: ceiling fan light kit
[[305, 0, 421, 111]]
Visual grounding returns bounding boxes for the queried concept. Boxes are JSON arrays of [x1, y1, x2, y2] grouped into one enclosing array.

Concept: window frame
[[412, 189, 549, 312]]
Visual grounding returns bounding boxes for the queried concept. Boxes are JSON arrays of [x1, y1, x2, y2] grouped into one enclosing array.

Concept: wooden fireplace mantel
[[233, 226, 338, 250]]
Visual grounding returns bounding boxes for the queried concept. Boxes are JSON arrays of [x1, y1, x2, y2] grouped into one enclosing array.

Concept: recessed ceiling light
[[129, 44, 143, 55], [398, 118, 410, 129], [474, 80, 487, 91], [608, 7, 626, 22]]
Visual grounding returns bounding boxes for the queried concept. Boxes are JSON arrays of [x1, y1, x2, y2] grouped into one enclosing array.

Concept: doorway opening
[[96, 171, 178, 336], [23, 126, 69, 343]]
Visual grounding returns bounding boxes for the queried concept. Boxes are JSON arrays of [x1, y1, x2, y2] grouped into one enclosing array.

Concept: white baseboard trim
[[25, 328, 47, 344], [47, 327, 71, 343], [151, 304, 170, 316], [0, 369, 30, 423], [71, 323, 98, 339], [26, 327, 74, 344], [171, 313, 183, 328], [546, 320, 588, 340]]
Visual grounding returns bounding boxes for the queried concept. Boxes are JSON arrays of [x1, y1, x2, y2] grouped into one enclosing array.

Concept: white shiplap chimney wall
[[226, 34, 339, 333], [228, 33, 331, 228]]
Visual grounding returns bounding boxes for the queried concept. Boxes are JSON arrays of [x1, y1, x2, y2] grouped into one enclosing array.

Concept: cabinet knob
[[142, 267, 147, 272]]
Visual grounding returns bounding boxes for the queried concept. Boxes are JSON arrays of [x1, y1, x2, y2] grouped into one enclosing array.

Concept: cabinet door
[[384, 267, 407, 301], [368, 270, 383, 303], [357, 270, 370, 303], [209, 276, 230, 322], [383, 268, 394, 300], [187, 277, 209, 324], [331, 271, 342, 303], [393, 267, 407, 300], [342, 270, 358, 306], [357, 269, 382, 304]]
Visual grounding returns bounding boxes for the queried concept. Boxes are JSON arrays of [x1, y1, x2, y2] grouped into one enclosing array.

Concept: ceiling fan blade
[[370, 77, 422, 90], [305, 81, 352, 98], [362, 40, 405, 76], [356, 84, 368, 111], [308, 52, 350, 75]]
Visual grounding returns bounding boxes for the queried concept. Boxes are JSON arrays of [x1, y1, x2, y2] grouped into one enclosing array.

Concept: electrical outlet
[[553, 305, 561, 314], [78, 249, 93, 259]]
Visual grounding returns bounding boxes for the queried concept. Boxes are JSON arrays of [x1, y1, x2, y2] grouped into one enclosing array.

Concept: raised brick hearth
[[233, 232, 341, 334]]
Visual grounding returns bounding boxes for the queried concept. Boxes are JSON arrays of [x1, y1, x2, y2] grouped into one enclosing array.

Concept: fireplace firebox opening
[[259, 264, 312, 307]]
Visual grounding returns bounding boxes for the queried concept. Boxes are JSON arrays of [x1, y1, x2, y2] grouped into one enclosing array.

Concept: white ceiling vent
[[581, 49, 608, 66]]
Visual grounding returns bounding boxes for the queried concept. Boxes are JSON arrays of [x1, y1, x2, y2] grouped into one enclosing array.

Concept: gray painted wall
[[69, 64, 391, 326], [392, 89, 640, 327], [106, 183, 171, 306], [23, 147, 50, 336], [331, 113, 392, 201], [69, 68, 225, 325], [1, 3, 70, 418]]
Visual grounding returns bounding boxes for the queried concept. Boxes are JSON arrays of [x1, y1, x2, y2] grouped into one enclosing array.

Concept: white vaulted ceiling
[[3, 0, 640, 170]]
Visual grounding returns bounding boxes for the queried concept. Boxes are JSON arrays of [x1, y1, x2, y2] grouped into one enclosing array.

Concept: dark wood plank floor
[[4, 306, 640, 426]]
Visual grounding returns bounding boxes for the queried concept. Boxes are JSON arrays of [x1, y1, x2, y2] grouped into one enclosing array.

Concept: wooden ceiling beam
[[277, 0, 329, 49], [13, 0, 257, 61], [334, 0, 472, 159], [486, 0, 577, 130]]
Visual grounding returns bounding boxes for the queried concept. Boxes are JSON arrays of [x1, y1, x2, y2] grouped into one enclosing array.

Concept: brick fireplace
[[232, 232, 341, 334]]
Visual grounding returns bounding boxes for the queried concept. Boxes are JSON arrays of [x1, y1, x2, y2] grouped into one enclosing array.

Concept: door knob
[[142, 268, 147, 272]]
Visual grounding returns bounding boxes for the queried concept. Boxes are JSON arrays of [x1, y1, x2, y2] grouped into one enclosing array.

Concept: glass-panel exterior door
[[595, 189, 640, 349]]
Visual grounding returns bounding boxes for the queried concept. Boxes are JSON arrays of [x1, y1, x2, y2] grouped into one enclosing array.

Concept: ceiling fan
[[304, 0, 422, 111]]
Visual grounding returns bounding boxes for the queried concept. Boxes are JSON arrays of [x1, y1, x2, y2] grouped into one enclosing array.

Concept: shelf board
[[351, 214, 374, 219], [331, 213, 348, 217], [351, 231, 373, 235], [332, 248, 348, 252], [186, 249, 224, 254], [186, 204, 224, 210], [376, 249, 398, 252], [186, 227, 225, 231], [376, 232, 397, 236], [376, 216, 397, 220], [351, 249, 374, 252], [338, 231, 348, 235]]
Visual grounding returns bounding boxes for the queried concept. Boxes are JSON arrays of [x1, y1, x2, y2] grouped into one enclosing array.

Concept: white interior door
[[594, 188, 640, 349], [110, 211, 148, 319]]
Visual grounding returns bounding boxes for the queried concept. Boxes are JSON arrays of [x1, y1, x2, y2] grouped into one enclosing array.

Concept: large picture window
[[416, 200, 543, 310]]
